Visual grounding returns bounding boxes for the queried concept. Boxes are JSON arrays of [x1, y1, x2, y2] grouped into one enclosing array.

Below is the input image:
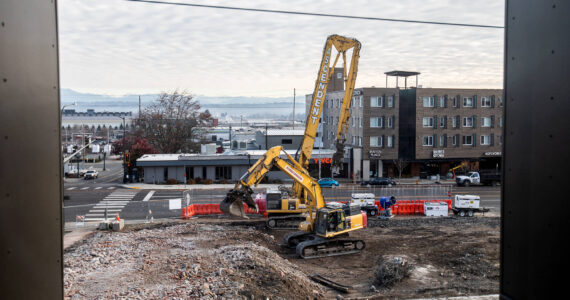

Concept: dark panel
[[398, 88, 416, 160], [0, 1, 63, 299], [502, 1, 570, 299]]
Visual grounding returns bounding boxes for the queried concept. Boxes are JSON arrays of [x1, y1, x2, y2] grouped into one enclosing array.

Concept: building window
[[359, 117, 362, 128], [481, 117, 491, 127], [387, 116, 394, 128], [351, 118, 355, 127], [499, 135, 503, 145], [359, 96, 363, 107], [371, 96, 383, 107], [452, 135, 458, 146], [499, 97, 504, 107], [453, 97, 458, 107], [423, 117, 434, 128], [481, 97, 491, 107], [337, 72, 343, 79], [370, 136, 383, 147], [463, 117, 474, 127], [352, 136, 356, 145], [440, 117, 446, 128], [452, 117, 458, 128], [440, 135, 446, 147], [387, 96, 394, 107], [358, 137, 362, 147], [281, 139, 293, 144], [462, 135, 473, 145], [387, 136, 393, 147], [499, 116, 503, 127], [422, 136, 433, 146], [351, 97, 355, 108], [370, 117, 383, 128], [463, 97, 473, 107], [423, 97, 435, 107], [215, 166, 232, 180], [480, 135, 491, 145], [440, 96, 446, 107], [337, 99, 340, 108]]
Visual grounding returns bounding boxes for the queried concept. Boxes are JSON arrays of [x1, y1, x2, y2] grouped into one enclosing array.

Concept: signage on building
[[353, 90, 363, 96], [369, 149, 382, 158], [484, 151, 502, 156], [433, 150, 445, 158]]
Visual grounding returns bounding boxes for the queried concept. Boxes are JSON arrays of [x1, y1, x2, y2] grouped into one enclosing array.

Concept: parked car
[[318, 178, 339, 187], [360, 177, 396, 186], [84, 170, 99, 180]]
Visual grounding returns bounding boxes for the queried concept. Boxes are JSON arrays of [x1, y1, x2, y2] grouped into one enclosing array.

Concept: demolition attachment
[[219, 187, 258, 218]]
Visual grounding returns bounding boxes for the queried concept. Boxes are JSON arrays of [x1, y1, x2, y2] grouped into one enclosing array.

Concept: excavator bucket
[[220, 188, 258, 218]]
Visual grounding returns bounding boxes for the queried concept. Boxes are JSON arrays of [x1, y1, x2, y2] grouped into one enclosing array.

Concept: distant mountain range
[[60, 88, 305, 120]]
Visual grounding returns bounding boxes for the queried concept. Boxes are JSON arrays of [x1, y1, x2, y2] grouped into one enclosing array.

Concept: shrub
[[220, 179, 230, 184], [186, 179, 195, 184], [203, 178, 213, 185], [166, 178, 178, 185], [194, 177, 202, 184]]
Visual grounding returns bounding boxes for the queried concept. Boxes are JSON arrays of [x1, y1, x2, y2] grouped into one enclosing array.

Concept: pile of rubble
[[64, 223, 323, 299]]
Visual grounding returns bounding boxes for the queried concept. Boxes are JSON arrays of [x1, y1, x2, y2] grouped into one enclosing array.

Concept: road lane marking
[[80, 187, 89, 190], [66, 187, 77, 190], [107, 187, 115, 190], [142, 191, 155, 202], [95, 187, 102, 190]]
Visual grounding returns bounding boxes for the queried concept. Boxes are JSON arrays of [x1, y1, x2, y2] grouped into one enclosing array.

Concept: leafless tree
[[392, 158, 409, 179], [135, 90, 212, 153]]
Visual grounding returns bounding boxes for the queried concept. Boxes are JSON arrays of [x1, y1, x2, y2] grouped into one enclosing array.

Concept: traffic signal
[[125, 152, 131, 167]]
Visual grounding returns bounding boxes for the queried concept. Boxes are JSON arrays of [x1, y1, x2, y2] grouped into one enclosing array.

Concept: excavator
[[220, 146, 367, 258], [254, 34, 361, 229]]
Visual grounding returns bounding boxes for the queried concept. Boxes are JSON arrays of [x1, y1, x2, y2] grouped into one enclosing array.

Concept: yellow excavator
[[260, 34, 361, 229], [220, 146, 367, 258]]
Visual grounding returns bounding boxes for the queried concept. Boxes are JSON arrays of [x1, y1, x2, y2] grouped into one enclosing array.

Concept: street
[[63, 182, 501, 223]]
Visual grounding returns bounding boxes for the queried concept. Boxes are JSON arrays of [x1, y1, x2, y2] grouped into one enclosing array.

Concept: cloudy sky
[[58, 0, 504, 98]]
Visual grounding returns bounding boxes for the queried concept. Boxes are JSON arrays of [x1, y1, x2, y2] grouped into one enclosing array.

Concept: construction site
[[64, 213, 500, 299]]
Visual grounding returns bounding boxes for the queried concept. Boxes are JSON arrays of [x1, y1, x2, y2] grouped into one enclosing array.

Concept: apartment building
[[403, 88, 504, 176], [307, 85, 503, 179]]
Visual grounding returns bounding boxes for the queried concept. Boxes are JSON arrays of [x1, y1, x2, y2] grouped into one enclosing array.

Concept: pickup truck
[[456, 171, 501, 187]]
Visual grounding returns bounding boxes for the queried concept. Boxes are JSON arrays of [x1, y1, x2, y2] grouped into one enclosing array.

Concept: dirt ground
[[64, 215, 499, 299]]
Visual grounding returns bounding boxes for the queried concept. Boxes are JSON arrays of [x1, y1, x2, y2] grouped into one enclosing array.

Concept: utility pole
[[138, 95, 141, 118], [293, 88, 296, 129], [265, 123, 268, 150]]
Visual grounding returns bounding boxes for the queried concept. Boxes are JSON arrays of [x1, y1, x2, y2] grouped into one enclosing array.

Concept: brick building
[[306, 72, 503, 180]]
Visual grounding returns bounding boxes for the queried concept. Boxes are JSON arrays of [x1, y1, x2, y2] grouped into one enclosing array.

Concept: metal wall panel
[[0, 1, 63, 298], [502, 1, 570, 299]]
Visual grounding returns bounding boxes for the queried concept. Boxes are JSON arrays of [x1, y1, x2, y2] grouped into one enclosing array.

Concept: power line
[[125, 0, 504, 29]]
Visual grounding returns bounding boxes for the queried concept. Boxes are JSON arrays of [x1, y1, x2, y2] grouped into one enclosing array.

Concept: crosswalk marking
[[95, 187, 102, 190], [80, 187, 89, 190], [66, 187, 77, 190], [108, 187, 115, 190], [84, 190, 138, 222]]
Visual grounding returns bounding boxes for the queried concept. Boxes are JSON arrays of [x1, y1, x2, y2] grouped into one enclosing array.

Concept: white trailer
[[350, 193, 378, 216], [452, 195, 490, 217]]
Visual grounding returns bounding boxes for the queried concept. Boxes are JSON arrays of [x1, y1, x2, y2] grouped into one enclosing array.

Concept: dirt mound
[[64, 222, 323, 299]]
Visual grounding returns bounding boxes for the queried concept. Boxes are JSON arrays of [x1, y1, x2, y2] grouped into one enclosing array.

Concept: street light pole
[[61, 102, 76, 175]]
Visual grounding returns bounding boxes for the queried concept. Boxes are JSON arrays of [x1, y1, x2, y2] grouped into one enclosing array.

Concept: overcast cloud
[[58, 0, 504, 97]]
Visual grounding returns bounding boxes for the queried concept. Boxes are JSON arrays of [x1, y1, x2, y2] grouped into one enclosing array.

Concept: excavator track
[[266, 214, 307, 230], [296, 237, 366, 259]]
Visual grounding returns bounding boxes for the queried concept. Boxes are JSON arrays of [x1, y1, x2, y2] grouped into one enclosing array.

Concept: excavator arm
[[294, 34, 361, 197], [220, 146, 325, 219]]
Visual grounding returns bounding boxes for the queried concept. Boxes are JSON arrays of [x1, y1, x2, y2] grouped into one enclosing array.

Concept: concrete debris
[[64, 223, 324, 299]]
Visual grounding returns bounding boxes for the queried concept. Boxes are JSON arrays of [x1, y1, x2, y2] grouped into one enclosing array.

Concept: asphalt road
[[63, 183, 501, 223]]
